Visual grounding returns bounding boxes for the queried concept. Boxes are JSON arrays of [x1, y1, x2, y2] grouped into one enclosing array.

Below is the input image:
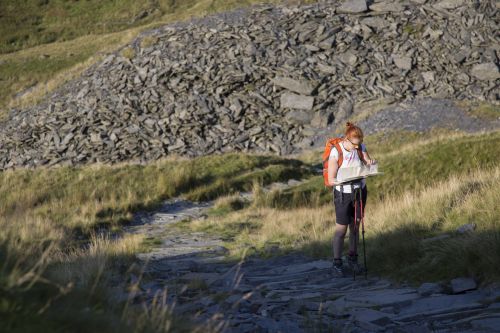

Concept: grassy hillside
[[0, 152, 314, 332], [0, 0, 313, 115], [184, 129, 500, 285], [3, 1, 499, 330], [1, 0, 307, 54], [1, 128, 499, 331], [188, 165, 500, 286], [248, 129, 500, 209]]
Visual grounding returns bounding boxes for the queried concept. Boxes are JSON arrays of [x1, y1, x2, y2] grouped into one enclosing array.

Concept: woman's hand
[[362, 150, 376, 166], [366, 158, 377, 165]]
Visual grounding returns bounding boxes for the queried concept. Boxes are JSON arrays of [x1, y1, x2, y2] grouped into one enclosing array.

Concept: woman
[[327, 121, 376, 278]]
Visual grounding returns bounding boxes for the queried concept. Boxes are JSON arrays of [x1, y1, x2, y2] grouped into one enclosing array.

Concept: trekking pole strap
[[359, 185, 368, 278], [340, 184, 343, 204]]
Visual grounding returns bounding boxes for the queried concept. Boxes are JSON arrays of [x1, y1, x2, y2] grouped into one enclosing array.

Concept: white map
[[335, 163, 383, 184]]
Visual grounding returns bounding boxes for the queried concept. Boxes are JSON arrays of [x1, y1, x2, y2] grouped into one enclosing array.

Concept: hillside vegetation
[[184, 129, 500, 285], [1, 1, 499, 331], [0, 151, 313, 332], [0, 0, 312, 112], [1, 128, 499, 331]]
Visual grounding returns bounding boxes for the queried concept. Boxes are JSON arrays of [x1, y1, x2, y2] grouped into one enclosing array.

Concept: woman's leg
[[348, 186, 367, 255], [348, 221, 360, 255], [333, 189, 350, 262], [333, 223, 348, 260]]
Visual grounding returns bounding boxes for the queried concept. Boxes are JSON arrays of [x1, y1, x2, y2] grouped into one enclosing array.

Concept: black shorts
[[333, 185, 367, 225]]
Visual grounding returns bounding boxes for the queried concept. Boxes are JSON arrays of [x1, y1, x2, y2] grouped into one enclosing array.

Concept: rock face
[[0, 0, 498, 170]]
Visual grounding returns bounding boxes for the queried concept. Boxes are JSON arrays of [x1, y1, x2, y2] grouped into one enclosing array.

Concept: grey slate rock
[[450, 277, 477, 294], [417, 282, 444, 296], [456, 223, 476, 233], [272, 76, 317, 96], [470, 63, 500, 81], [280, 92, 315, 110], [392, 54, 413, 70], [338, 0, 368, 13]]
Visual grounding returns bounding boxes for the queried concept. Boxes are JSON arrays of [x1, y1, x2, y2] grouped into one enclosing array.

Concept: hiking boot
[[331, 259, 346, 278], [347, 255, 366, 275]]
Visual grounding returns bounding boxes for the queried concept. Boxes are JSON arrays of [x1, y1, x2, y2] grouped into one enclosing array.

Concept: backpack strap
[[333, 141, 343, 195], [333, 142, 343, 168]]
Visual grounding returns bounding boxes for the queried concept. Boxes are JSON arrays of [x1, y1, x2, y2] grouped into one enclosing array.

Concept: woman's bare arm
[[328, 156, 339, 185], [362, 148, 376, 165]]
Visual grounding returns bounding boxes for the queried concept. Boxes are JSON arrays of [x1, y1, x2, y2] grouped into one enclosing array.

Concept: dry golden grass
[[0, 151, 309, 331], [368, 166, 499, 235], [52, 232, 144, 288], [0, 128, 498, 331], [189, 164, 500, 283]]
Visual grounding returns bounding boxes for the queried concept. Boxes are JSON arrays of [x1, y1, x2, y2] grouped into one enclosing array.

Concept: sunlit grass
[[186, 130, 500, 285], [1, 128, 499, 331], [0, 151, 311, 332]]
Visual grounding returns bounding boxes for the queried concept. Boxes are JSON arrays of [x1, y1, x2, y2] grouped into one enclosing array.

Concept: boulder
[[272, 76, 317, 95], [280, 92, 315, 110], [337, 0, 368, 13], [433, 0, 466, 10], [450, 277, 477, 294], [456, 223, 476, 233], [369, 1, 405, 12], [285, 110, 314, 125], [392, 54, 413, 70], [335, 98, 354, 123], [311, 109, 334, 127], [470, 63, 500, 81], [417, 282, 444, 296]]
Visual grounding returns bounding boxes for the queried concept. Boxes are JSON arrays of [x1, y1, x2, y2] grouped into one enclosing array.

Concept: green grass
[[206, 194, 249, 217], [1, 121, 499, 331], [0, 0, 316, 113], [455, 100, 500, 122], [0, 152, 313, 230], [1, 0, 170, 54], [1, 0, 311, 53], [0, 32, 125, 116], [184, 129, 500, 286], [366, 129, 500, 201], [0, 151, 314, 332], [264, 129, 500, 209], [141, 236, 164, 251]]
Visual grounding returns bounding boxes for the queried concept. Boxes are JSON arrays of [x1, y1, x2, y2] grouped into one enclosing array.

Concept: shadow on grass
[[0, 242, 200, 333], [296, 225, 500, 288]]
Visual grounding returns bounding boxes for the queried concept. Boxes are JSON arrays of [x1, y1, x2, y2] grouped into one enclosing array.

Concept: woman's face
[[346, 135, 362, 148]]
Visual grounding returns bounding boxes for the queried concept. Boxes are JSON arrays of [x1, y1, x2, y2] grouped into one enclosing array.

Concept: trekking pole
[[360, 187, 368, 279], [352, 186, 358, 281]]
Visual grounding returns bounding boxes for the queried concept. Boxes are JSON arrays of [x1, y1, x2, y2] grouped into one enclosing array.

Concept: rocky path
[[123, 184, 500, 333]]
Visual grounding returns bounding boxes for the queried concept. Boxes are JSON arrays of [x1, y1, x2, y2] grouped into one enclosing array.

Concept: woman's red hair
[[345, 121, 364, 141]]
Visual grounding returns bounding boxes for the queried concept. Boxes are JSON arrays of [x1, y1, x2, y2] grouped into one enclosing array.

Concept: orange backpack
[[322, 137, 366, 187]]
